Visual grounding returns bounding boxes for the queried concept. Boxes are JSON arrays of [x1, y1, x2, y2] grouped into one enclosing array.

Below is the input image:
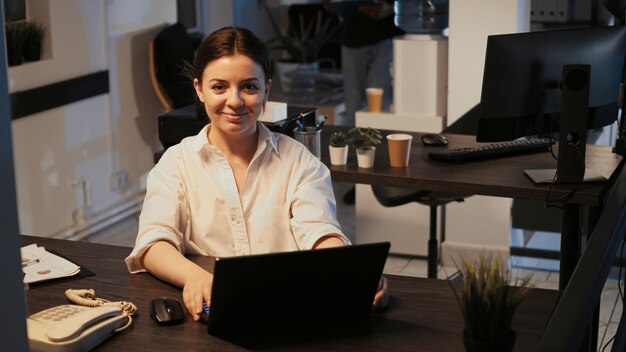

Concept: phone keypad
[[31, 305, 88, 322]]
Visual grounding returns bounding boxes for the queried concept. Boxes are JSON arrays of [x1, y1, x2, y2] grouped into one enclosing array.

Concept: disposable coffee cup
[[366, 88, 384, 112], [387, 134, 413, 167], [294, 128, 321, 159]]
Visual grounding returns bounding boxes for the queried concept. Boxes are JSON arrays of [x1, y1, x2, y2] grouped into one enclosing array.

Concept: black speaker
[[557, 64, 590, 183], [158, 105, 207, 149]]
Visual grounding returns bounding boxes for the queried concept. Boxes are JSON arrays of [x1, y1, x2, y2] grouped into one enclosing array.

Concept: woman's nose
[[227, 89, 243, 108]]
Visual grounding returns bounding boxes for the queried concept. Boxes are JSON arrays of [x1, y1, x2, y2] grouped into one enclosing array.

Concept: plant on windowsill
[[328, 131, 348, 165], [451, 254, 533, 352], [23, 21, 45, 62], [348, 127, 382, 168], [5, 21, 29, 66]]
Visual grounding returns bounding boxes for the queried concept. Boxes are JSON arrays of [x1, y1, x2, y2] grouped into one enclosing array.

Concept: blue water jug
[[394, 0, 449, 35]]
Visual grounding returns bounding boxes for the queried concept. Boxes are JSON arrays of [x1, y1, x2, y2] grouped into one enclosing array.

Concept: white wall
[[441, 0, 531, 266], [447, 0, 530, 124], [205, 0, 234, 33], [232, 0, 273, 41], [8, 0, 107, 92], [9, 0, 175, 236]]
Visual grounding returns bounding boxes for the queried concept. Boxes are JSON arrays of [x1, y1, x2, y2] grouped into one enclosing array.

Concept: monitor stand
[[524, 168, 607, 184], [525, 65, 596, 184]]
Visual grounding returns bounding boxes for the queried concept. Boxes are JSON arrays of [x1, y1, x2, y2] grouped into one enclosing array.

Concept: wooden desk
[[320, 126, 623, 290], [22, 236, 558, 351]]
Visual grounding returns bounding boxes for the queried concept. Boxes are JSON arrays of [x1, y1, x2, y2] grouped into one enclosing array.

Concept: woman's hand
[[182, 271, 214, 321], [373, 276, 389, 310], [140, 241, 215, 322]]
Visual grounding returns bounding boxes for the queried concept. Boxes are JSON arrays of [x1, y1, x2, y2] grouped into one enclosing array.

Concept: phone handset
[[65, 288, 137, 332]]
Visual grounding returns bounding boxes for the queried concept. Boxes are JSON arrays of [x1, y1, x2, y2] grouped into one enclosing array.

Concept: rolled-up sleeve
[[124, 150, 190, 273], [289, 150, 351, 250]]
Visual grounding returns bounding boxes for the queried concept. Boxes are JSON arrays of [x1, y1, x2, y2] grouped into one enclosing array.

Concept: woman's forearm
[[140, 240, 210, 288], [313, 234, 347, 249]]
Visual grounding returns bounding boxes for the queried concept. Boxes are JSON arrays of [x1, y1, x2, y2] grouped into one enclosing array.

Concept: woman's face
[[194, 54, 271, 140]]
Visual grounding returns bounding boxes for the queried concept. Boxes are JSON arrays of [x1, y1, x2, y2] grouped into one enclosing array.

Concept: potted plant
[[5, 21, 29, 66], [264, 4, 341, 92], [328, 131, 349, 165], [179, 60, 208, 121], [451, 254, 533, 352], [276, 9, 340, 64], [23, 21, 45, 62], [348, 127, 382, 168]]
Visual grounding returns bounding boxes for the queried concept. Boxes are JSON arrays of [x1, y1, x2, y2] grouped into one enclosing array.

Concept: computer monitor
[[477, 26, 626, 182]]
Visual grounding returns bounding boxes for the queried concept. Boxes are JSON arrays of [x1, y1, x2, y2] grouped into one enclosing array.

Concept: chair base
[[371, 186, 466, 279]]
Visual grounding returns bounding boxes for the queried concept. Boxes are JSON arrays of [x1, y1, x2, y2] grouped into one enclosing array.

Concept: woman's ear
[[193, 78, 204, 102], [265, 78, 272, 101]]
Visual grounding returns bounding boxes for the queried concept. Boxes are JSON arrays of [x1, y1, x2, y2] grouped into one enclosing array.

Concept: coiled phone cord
[[65, 289, 137, 332]]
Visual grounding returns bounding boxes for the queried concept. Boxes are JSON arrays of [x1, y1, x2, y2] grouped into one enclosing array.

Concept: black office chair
[[370, 105, 480, 279], [371, 187, 466, 279], [148, 22, 196, 112]]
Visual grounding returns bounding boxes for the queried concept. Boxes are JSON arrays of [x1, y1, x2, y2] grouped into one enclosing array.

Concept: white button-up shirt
[[125, 123, 348, 273]]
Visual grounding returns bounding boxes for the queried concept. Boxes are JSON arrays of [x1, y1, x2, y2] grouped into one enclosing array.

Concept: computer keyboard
[[427, 137, 553, 163]]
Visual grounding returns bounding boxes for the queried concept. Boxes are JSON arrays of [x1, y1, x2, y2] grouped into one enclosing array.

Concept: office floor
[[84, 181, 622, 351]]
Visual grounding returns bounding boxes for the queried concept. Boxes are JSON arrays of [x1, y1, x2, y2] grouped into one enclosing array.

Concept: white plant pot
[[329, 145, 349, 165], [356, 147, 376, 168]]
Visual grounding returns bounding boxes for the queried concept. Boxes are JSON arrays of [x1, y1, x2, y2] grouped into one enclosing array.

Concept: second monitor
[[477, 25, 626, 182]]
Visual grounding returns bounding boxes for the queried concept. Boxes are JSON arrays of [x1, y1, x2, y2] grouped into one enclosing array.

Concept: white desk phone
[[27, 289, 137, 352]]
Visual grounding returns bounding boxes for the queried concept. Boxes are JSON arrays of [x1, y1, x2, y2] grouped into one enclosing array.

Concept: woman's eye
[[243, 84, 258, 92], [211, 84, 225, 92]]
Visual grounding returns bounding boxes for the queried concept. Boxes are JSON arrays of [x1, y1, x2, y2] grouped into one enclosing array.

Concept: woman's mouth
[[222, 112, 246, 122]]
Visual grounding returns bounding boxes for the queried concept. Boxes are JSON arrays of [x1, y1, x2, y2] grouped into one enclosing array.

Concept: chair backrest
[[148, 39, 172, 112], [535, 159, 626, 351], [149, 22, 195, 111]]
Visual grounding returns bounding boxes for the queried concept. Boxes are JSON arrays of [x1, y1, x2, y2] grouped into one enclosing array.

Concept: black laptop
[[206, 242, 390, 334]]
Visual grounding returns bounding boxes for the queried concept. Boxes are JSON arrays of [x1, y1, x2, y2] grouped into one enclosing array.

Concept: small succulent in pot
[[329, 131, 347, 148], [348, 127, 382, 150]]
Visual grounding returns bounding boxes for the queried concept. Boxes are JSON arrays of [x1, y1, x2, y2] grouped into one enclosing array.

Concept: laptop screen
[[207, 242, 390, 333]]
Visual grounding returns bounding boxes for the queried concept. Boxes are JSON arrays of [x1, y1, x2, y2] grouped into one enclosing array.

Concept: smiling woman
[[193, 54, 269, 154], [124, 27, 388, 323], [191, 27, 274, 190]]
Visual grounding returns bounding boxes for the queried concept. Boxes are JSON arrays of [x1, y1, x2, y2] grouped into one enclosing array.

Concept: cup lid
[[387, 133, 413, 140]]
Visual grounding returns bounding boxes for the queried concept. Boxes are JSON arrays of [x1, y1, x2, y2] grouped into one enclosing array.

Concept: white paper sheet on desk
[[21, 244, 81, 284]]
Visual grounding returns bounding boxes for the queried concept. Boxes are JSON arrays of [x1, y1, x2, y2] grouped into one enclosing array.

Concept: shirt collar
[[257, 122, 279, 156], [192, 124, 210, 153], [192, 123, 279, 156]]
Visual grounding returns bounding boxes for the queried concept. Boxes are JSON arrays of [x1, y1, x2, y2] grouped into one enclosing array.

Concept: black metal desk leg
[[581, 206, 601, 351], [428, 205, 438, 279], [560, 204, 582, 291]]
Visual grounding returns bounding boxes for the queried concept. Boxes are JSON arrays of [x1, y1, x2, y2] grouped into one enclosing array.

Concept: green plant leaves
[[348, 127, 382, 149], [450, 254, 533, 344]]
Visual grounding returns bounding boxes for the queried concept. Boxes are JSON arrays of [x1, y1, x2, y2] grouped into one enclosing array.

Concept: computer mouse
[[150, 297, 184, 325], [421, 133, 448, 146]]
